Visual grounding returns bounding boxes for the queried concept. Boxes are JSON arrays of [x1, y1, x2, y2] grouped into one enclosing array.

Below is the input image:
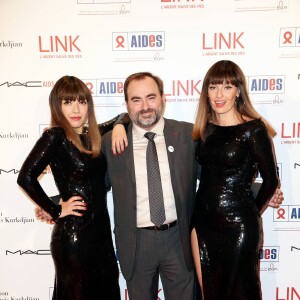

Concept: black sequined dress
[[17, 121, 120, 300], [192, 119, 279, 300]]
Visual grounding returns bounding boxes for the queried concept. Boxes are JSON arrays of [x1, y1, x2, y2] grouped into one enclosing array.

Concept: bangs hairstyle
[[49, 75, 101, 157], [193, 60, 276, 141], [124, 72, 164, 102]]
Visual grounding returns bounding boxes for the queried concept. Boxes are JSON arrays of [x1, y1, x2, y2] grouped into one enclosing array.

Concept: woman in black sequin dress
[[191, 61, 279, 299], [17, 76, 123, 299]]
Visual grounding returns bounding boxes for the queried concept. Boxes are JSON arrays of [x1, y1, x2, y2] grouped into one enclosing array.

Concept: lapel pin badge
[[168, 146, 174, 152]]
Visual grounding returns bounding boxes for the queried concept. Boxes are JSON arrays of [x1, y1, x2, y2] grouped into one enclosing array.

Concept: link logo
[[112, 31, 165, 51], [161, 0, 205, 9], [202, 32, 244, 50], [39, 35, 82, 59], [280, 122, 300, 144]]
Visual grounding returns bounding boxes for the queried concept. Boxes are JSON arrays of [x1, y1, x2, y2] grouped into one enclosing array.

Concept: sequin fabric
[[192, 119, 279, 300], [17, 119, 121, 299]]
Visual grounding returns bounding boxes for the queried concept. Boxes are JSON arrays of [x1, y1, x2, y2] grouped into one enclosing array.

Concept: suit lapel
[[164, 119, 180, 177], [122, 122, 136, 184]]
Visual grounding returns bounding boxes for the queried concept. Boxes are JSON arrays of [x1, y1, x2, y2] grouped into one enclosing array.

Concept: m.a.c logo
[[0, 168, 19, 174], [6, 249, 51, 255], [0, 81, 42, 87]]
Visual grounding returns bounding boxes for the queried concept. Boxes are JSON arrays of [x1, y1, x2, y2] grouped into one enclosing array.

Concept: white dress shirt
[[132, 118, 177, 227]]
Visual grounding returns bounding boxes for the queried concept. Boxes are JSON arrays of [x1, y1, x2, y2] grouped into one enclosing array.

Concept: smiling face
[[125, 76, 165, 130], [61, 98, 88, 133], [208, 82, 240, 125]]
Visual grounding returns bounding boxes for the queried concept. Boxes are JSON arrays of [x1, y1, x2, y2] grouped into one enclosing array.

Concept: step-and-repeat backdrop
[[1, 0, 299, 299]]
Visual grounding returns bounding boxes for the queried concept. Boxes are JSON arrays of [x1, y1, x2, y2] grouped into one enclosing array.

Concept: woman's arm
[[99, 113, 130, 155], [17, 129, 62, 221], [98, 113, 130, 135], [248, 122, 280, 214]]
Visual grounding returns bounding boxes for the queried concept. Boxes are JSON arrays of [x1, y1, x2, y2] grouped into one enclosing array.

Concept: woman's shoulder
[[41, 127, 66, 141], [244, 118, 265, 129], [242, 118, 269, 138]]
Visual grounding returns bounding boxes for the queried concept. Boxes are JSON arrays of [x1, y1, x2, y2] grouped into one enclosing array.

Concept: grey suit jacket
[[102, 118, 198, 280]]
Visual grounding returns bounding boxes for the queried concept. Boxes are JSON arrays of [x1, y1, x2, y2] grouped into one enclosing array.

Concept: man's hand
[[268, 188, 284, 208]]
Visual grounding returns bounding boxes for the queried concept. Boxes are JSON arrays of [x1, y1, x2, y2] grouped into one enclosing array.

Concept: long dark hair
[[49, 75, 101, 157], [193, 60, 276, 141]]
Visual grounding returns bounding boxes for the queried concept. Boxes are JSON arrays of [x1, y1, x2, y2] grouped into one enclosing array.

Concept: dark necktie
[[144, 132, 166, 227]]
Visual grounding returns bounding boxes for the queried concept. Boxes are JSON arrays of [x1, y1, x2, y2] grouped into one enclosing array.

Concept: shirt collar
[[132, 117, 165, 140]]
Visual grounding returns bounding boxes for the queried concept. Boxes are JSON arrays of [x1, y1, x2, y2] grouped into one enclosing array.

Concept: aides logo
[[259, 246, 279, 262], [247, 75, 285, 94], [280, 122, 300, 144], [274, 205, 300, 222], [77, 1, 130, 16], [112, 31, 165, 51], [234, 0, 288, 12], [83, 79, 124, 97], [280, 27, 300, 47], [202, 32, 245, 56], [259, 246, 279, 273], [279, 27, 300, 59], [39, 35, 82, 59], [82, 79, 125, 108], [161, 0, 204, 10], [244, 75, 285, 105]]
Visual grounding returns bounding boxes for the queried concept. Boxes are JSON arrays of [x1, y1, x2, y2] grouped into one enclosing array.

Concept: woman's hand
[[35, 206, 53, 224], [59, 196, 87, 218], [111, 124, 128, 155], [268, 188, 284, 208]]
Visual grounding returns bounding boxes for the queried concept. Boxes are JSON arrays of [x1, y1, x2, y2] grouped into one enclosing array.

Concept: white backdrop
[[1, 0, 300, 299]]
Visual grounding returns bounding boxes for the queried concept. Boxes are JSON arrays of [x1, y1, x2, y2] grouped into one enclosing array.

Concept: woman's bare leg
[[191, 228, 204, 299]]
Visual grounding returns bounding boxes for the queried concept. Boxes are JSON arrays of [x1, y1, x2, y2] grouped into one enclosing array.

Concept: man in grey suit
[[102, 72, 198, 300]]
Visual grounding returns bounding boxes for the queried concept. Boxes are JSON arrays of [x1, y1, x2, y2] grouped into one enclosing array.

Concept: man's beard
[[130, 108, 162, 129]]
